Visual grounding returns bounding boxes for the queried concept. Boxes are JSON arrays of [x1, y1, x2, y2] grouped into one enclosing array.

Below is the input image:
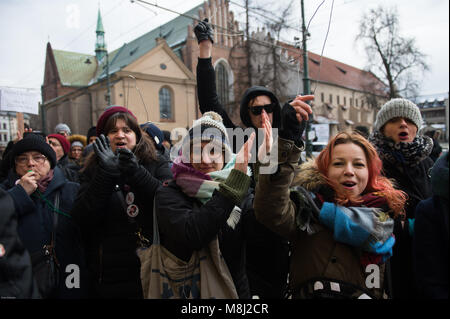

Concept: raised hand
[[291, 95, 314, 122], [93, 134, 119, 172], [235, 132, 255, 173], [258, 110, 273, 163], [194, 18, 214, 44], [117, 148, 140, 177], [280, 95, 314, 146]]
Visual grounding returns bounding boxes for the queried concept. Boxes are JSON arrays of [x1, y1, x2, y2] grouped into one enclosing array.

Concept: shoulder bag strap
[[152, 197, 160, 245]]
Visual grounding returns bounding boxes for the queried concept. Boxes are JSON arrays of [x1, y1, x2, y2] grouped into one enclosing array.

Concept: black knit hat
[[86, 126, 97, 143], [10, 134, 57, 168]]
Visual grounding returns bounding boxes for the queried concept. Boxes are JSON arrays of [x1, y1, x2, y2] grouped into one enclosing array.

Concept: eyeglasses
[[15, 155, 47, 165], [249, 103, 275, 115], [48, 140, 61, 147]]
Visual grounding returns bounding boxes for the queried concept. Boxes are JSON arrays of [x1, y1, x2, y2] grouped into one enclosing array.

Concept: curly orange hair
[[315, 131, 406, 217]]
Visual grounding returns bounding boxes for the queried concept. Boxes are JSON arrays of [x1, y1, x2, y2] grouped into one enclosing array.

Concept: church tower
[[95, 8, 107, 62]]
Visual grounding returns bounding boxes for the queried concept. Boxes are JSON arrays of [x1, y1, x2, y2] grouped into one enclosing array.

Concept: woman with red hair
[[254, 116, 406, 299]]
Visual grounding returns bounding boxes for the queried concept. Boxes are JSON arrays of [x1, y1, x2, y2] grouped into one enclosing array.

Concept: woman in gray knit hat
[[369, 98, 434, 299]]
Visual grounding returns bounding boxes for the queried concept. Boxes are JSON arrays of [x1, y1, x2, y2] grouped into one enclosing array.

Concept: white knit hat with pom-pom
[[183, 111, 232, 160]]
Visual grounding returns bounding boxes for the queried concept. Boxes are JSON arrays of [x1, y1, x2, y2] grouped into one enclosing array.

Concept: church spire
[[95, 8, 107, 62]]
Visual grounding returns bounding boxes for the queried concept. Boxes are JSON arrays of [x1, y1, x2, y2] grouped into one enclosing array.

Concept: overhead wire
[[311, 0, 335, 95]]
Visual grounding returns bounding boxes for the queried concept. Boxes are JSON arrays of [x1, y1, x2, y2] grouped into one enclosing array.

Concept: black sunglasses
[[249, 103, 275, 115]]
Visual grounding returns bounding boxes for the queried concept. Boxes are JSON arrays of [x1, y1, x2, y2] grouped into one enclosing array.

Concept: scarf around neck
[[294, 186, 395, 266], [369, 130, 433, 167], [171, 155, 252, 229], [37, 169, 54, 193]]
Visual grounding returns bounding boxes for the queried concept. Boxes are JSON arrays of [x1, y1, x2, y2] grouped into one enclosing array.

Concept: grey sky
[[0, 0, 448, 97]]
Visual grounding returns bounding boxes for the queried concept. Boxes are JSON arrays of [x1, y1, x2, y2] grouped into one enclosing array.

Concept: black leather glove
[[93, 134, 119, 172], [117, 148, 141, 177], [279, 101, 306, 147], [194, 18, 214, 44]]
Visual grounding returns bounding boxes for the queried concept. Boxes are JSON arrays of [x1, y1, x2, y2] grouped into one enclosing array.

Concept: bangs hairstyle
[[83, 112, 157, 172], [315, 131, 406, 217]]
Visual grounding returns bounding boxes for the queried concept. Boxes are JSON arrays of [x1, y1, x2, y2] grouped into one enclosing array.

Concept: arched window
[[215, 62, 229, 108], [159, 87, 173, 121]]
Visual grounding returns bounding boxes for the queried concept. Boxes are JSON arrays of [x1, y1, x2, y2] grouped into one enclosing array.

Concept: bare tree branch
[[356, 5, 429, 98]]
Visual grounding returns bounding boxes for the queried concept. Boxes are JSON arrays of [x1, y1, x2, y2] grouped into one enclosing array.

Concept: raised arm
[[195, 19, 236, 129]]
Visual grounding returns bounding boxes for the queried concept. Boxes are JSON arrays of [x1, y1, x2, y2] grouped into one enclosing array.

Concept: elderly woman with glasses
[[0, 133, 86, 299]]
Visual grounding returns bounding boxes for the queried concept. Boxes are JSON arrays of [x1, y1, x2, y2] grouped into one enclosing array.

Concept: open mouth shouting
[[341, 181, 357, 190], [115, 141, 128, 149], [398, 131, 410, 141]]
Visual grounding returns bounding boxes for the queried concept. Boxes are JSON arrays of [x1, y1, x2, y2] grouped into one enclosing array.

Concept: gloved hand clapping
[[194, 18, 214, 44], [117, 148, 141, 177], [93, 134, 119, 172]]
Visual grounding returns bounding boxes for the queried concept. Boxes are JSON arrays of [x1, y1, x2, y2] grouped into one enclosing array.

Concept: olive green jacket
[[254, 138, 386, 299]]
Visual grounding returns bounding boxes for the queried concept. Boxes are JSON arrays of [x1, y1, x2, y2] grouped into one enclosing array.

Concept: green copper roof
[[96, 9, 104, 34], [98, 3, 203, 79], [52, 3, 203, 86], [53, 50, 98, 86]]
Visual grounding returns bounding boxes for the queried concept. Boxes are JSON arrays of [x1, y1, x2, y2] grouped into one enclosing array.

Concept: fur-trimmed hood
[[292, 159, 326, 191], [292, 158, 335, 201]]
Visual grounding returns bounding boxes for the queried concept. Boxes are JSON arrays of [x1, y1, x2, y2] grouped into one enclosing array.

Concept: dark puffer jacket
[[1, 166, 86, 299], [70, 155, 172, 298]]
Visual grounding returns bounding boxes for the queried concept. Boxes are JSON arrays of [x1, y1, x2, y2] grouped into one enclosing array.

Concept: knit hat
[[10, 134, 57, 169], [96, 106, 140, 140], [68, 134, 87, 147], [374, 98, 423, 132], [54, 123, 71, 136], [140, 122, 165, 151], [86, 126, 97, 143], [183, 111, 232, 161], [47, 134, 70, 154], [71, 141, 84, 149]]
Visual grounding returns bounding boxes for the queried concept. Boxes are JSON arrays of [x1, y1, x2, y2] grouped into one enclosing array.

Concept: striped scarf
[[171, 155, 252, 229]]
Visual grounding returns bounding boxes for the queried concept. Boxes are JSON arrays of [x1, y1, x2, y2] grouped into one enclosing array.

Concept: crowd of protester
[[0, 19, 447, 300]]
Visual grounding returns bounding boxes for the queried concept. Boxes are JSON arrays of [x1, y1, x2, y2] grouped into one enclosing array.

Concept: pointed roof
[[96, 8, 104, 34], [47, 3, 203, 87], [53, 50, 97, 86], [97, 3, 202, 80]]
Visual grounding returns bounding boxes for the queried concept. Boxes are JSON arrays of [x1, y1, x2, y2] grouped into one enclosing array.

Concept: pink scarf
[[37, 169, 54, 193]]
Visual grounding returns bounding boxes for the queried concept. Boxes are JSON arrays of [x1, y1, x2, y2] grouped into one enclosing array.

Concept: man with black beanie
[[194, 18, 313, 299]]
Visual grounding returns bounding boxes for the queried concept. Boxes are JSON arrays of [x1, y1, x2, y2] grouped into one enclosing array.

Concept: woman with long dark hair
[[71, 106, 172, 298]]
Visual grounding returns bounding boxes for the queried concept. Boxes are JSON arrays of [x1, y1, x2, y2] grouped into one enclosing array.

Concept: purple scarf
[[37, 169, 54, 193]]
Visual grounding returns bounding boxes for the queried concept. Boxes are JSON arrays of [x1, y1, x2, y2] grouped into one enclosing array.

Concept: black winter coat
[[57, 154, 80, 183], [0, 188, 39, 299], [155, 181, 255, 299], [382, 157, 433, 299], [71, 155, 172, 298], [413, 152, 449, 299], [196, 57, 290, 298], [1, 166, 86, 298]]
